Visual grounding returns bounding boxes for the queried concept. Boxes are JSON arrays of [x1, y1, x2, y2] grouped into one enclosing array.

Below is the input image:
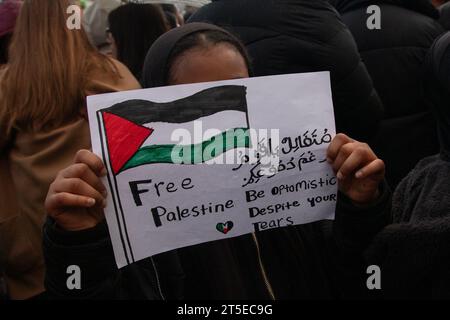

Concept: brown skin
[[45, 45, 385, 231], [169, 43, 249, 84], [327, 133, 383, 205]]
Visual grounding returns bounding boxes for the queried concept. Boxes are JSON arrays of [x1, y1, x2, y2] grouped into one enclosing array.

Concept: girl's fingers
[[355, 159, 385, 179], [54, 178, 105, 207], [62, 163, 107, 196], [336, 146, 370, 179], [326, 133, 354, 162], [331, 142, 361, 173], [47, 192, 97, 211], [74, 149, 107, 177]]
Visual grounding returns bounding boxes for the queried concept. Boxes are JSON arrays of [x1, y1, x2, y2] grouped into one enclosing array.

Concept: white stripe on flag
[[141, 110, 247, 147]]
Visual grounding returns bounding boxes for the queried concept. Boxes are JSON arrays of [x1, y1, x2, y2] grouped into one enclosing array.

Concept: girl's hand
[[45, 150, 108, 231], [327, 134, 385, 205]]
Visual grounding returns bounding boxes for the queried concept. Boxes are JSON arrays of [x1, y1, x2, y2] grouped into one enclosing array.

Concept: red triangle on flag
[[102, 112, 153, 174]]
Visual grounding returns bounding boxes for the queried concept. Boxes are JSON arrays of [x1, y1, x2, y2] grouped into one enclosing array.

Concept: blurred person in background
[[161, 3, 184, 28], [0, 0, 22, 66], [183, 5, 198, 21], [108, 2, 169, 81], [365, 32, 450, 298], [83, 0, 121, 54], [164, 10, 179, 29], [190, 0, 384, 144], [0, 0, 140, 300], [331, 0, 445, 189]]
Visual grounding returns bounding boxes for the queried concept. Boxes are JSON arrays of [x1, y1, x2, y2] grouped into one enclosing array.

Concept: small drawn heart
[[216, 221, 234, 235]]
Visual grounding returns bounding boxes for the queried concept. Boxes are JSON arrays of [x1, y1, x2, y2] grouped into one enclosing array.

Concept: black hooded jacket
[[364, 32, 450, 299], [331, 0, 444, 188], [189, 0, 383, 143]]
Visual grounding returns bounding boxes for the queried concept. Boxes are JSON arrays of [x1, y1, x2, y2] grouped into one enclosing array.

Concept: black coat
[[331, 0, 444, 188], [189, 0, 383, 143], [366, 156, 450, 299]]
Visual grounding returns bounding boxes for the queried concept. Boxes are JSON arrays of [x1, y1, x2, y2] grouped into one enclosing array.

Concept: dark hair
[[164, 11, 178, 29], [183, 5, 198, 22], [183, 11, 194, 22], [167, 29, 252, 84], [108, 3, 169, 79], [160, 4, 177, 14], [0, 34, 12, 65]]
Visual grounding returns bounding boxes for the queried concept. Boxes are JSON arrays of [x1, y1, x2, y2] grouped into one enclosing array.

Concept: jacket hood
[[330, 0, 439, 19]]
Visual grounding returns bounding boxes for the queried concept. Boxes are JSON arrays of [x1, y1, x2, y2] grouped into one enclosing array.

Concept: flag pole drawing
[[96, 85, 250, 264]]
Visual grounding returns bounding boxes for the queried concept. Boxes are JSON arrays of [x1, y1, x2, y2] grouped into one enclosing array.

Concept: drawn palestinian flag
[[96, 85, 250, 265], [97, 85, 251, 175]]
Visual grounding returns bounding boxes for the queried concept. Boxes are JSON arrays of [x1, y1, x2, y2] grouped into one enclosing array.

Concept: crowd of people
[[1, 0, 450, 300]]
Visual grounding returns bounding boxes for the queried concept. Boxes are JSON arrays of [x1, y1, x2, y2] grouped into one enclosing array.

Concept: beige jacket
[[0, 59, 140, 299]]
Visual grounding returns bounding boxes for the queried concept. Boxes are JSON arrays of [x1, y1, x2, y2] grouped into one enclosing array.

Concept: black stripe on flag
[[103, 85, 248, 125]]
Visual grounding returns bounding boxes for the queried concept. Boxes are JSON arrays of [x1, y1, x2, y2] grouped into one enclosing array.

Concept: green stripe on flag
[[120, 128, 251, 172]]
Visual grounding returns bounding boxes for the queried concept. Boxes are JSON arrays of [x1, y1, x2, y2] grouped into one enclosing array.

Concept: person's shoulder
[[414, 154, 447, 171], [109, 57, 142, 89], [401, 154, 450, 188], [108, 58, 134, 77]]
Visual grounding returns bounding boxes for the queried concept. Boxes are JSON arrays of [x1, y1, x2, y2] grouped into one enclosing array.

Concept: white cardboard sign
[[88, 72, 337, 268]]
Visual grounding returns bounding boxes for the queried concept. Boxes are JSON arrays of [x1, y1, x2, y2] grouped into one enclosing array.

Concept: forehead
[[169, 43, 249, 85]]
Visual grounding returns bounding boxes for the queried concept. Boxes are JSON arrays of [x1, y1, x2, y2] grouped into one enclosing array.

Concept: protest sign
[[88, 72, 337, 268]]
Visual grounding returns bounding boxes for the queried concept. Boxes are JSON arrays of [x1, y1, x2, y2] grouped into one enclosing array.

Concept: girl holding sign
[[43, 23, 390, 299]]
